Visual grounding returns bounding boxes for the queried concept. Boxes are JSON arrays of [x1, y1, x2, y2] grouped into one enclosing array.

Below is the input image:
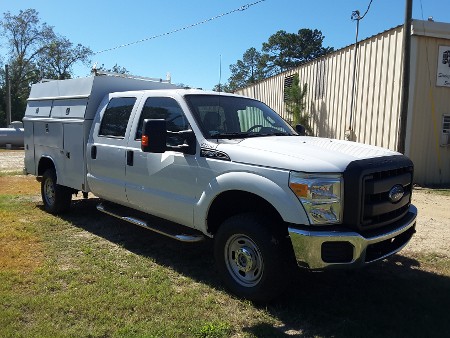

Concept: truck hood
[[217, 136, 399, 172]]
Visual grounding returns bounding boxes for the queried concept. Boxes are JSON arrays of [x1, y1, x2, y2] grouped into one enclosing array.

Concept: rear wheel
[[41, 169, 72, 214], [214, 213, 288, 302]]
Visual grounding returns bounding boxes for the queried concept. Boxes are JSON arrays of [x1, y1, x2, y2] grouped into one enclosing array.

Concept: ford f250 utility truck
[[23, 73, 417, 301]]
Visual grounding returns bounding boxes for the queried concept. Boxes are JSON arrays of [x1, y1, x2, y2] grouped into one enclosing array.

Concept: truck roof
[[106, 88, 246, 99]]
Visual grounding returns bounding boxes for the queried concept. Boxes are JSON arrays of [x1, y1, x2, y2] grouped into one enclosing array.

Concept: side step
[[97, 203, 205, 243]]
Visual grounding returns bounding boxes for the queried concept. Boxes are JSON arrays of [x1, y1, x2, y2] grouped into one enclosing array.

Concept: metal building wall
[[236, 25, 405, 151], [406, 21, 450, 185], [236, 21, 450, 185]]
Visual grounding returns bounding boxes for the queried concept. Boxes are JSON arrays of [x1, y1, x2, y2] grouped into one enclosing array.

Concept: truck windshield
[[185, 94, 296, 139]]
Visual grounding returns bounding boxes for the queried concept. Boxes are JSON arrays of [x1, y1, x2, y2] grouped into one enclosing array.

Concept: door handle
[[126, 150, 134, 166], [91, 145, 97, 159]]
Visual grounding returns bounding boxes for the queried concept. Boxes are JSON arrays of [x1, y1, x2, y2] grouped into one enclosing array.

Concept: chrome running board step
[[97, 202, 205, 243]]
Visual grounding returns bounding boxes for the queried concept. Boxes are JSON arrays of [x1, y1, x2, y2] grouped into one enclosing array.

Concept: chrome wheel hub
[[44, 178, 55, 206], [234, 247, 256, 272], [225, 234, 264, 287]]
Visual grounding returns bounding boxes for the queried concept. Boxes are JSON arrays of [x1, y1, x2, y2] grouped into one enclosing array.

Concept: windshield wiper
[[210, 131, 292, 139], [210, 132, 250, 139], [247, 131, 291, 137], [261, 132, 291, 136]]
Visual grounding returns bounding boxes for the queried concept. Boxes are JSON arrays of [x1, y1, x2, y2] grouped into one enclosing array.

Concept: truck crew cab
[[23, 73, 417, 301]]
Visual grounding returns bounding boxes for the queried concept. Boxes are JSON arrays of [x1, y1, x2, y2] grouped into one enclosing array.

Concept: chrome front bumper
[[288, 205, 417, 270]]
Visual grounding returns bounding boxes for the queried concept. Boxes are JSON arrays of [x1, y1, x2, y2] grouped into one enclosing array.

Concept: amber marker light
[[289, 182, 308, 198], [141, 135, 149, 147]]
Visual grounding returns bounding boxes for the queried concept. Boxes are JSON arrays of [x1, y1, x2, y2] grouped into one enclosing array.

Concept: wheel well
[[37, 157, 55, 177], [207, 190, 285, 236]]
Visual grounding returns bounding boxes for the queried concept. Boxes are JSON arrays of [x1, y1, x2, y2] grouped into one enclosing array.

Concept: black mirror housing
[[169, 130, 196, 155], [141, 119, 167, 153], [295, 124, 306, 136]]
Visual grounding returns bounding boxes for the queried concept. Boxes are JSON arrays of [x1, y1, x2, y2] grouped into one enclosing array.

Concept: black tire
[[41, 168, 72, 214], [214, 213, 289, 302]]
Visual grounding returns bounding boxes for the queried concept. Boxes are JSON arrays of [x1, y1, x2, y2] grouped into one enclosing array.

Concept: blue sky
[[1, 0, 450, 90]]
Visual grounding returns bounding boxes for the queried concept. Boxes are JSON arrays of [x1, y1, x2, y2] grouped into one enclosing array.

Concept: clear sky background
[[1, 0, 450, 90]]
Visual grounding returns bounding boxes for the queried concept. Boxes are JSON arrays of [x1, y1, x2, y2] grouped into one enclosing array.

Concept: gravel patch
[[407, 190, 450, 257], [0, 150, 24, 172]]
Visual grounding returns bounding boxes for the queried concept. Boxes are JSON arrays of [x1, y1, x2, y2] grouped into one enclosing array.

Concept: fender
[[37, 154, 59, 180], [194, 171, 310, 234]]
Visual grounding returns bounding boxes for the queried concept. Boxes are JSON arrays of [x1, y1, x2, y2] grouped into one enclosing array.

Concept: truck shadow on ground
[[254, 256, 450, 337], [59, 198, 450, 337], [60, 198, 218, 285]]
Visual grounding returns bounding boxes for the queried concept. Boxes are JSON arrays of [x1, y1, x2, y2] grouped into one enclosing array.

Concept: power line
[[351, 0, 374, 22], [348, 0, 374, 134], [360, 0, 374, 20], [94, 0, 266, 55]]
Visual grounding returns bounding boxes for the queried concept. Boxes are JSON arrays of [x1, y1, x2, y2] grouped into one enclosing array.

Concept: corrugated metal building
[[236, 20, 450, 186]]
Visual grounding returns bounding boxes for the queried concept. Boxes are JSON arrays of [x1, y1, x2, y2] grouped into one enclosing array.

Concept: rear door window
[[99, 97, 137, 138]]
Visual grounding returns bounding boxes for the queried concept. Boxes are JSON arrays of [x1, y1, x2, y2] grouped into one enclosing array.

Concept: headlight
[[289, 172, 343, 225]]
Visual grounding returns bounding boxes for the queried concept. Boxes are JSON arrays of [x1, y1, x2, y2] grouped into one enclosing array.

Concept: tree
[[212, 83, 233, 93], [0, 9, 53, 123], [37, 35, 92, 80], [95, 63, 130, 75], [226, 47, 269, 91], [0, 70, 5, 126], [223, 28, 333, 92], [285, 74, 311, 133], [262, 28, 334, 74]]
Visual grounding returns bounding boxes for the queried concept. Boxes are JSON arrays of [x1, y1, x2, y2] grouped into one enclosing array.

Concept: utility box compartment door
[[33, 121, 63, 148], [51, 99, 88, 118], [23, 120, 36, 175], [25, 100, 53, 117], [61, 123, 86, 190]]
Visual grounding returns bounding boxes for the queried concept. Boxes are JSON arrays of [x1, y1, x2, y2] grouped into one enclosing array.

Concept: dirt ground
[[1, 150, 449, 257], [406, 188, 450, 257]]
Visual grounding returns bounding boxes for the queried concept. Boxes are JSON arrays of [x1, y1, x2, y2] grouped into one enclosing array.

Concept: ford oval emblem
[[388, 184, 405, 203]]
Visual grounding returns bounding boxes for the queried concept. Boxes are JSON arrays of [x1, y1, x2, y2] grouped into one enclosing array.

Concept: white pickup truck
[[23, 73, 417, 301]]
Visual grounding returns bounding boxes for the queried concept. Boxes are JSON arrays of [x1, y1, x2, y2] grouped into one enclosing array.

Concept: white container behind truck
[[24, 73, 417, 302]]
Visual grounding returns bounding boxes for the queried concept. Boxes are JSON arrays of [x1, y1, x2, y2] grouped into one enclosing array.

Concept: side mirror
[[141, 119, 197, 155], [170, 129, 196, 155], [295, 124, 306, 136], [141, 119, 167, 153]]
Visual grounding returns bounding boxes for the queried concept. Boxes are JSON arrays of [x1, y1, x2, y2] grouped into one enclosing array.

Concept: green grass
[[0, 194, 275, 337], [1, 177, 450, 337], [0, 170, 23, 177]]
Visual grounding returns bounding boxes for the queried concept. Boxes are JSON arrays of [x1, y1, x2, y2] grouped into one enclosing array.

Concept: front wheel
[[214, 213, 289, 302], [41, 169, 72, 214]]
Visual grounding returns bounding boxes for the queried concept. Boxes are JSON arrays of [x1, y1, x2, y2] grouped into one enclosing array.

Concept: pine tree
[[285, 74, 311, 134]]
